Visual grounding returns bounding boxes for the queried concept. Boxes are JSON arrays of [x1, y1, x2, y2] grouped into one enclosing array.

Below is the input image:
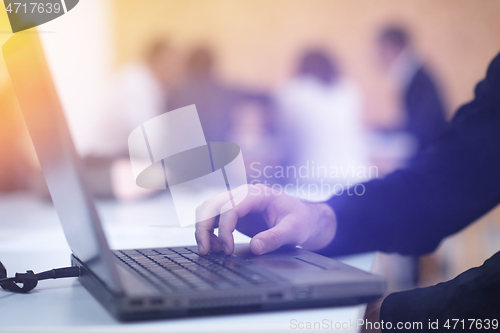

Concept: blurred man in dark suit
[[378, 26, 448, 153]]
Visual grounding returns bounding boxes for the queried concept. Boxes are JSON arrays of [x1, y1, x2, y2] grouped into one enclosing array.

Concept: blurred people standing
[[377, 26, 447, 154], [276, 49, 369, 186], [168, 46, 268, 143]]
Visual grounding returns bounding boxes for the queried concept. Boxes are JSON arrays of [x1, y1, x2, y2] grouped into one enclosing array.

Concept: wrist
[[301, 202, 337, 251]]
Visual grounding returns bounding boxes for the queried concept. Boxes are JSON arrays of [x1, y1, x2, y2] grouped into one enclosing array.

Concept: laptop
[[2, 32, 386, 321]]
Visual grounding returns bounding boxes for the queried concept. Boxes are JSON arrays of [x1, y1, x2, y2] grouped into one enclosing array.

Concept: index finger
[[195, 189, 234, 255], [195, 184, 265, 255], [217, 184, 275, 255]]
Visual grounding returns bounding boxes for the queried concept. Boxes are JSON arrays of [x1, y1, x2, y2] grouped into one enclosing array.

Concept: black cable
[[0, 261, 80, 293]]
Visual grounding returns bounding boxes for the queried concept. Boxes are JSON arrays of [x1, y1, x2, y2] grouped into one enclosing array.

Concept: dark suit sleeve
[[320, 51, 500, 257], [405, 68, 448, 150], [380, 251, 500, 331]]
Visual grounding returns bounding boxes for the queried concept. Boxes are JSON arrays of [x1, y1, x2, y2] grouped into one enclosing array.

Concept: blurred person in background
[[168, 46, 269, 143], [85, 39, 181, 200], [276, 49, 369, 188], [377, 25, 447, 155], [99, 39, 180, 157]]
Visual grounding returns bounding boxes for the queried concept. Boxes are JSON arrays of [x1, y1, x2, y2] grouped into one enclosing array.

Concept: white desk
[[0, 193, 374, 332]]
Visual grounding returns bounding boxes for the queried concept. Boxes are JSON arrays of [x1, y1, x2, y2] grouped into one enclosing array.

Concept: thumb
[[249, 218, 300, 255]]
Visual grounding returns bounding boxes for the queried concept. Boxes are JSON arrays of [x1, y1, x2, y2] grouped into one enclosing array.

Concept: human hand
[[361, 296, 385, 333], [195, 184, 337, 256]]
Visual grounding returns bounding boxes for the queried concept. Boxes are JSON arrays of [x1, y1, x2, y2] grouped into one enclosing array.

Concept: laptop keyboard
[[113, 247, 277, 293]]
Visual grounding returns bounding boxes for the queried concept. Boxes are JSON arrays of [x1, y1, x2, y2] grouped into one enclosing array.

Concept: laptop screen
[[2, 31, 122, 293]]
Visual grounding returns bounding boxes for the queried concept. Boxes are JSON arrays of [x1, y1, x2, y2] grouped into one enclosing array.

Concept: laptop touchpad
[[233, 244, 339, 274]]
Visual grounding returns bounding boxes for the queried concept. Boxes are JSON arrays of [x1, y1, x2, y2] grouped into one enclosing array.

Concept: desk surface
[[0, 193, 374, 332]]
